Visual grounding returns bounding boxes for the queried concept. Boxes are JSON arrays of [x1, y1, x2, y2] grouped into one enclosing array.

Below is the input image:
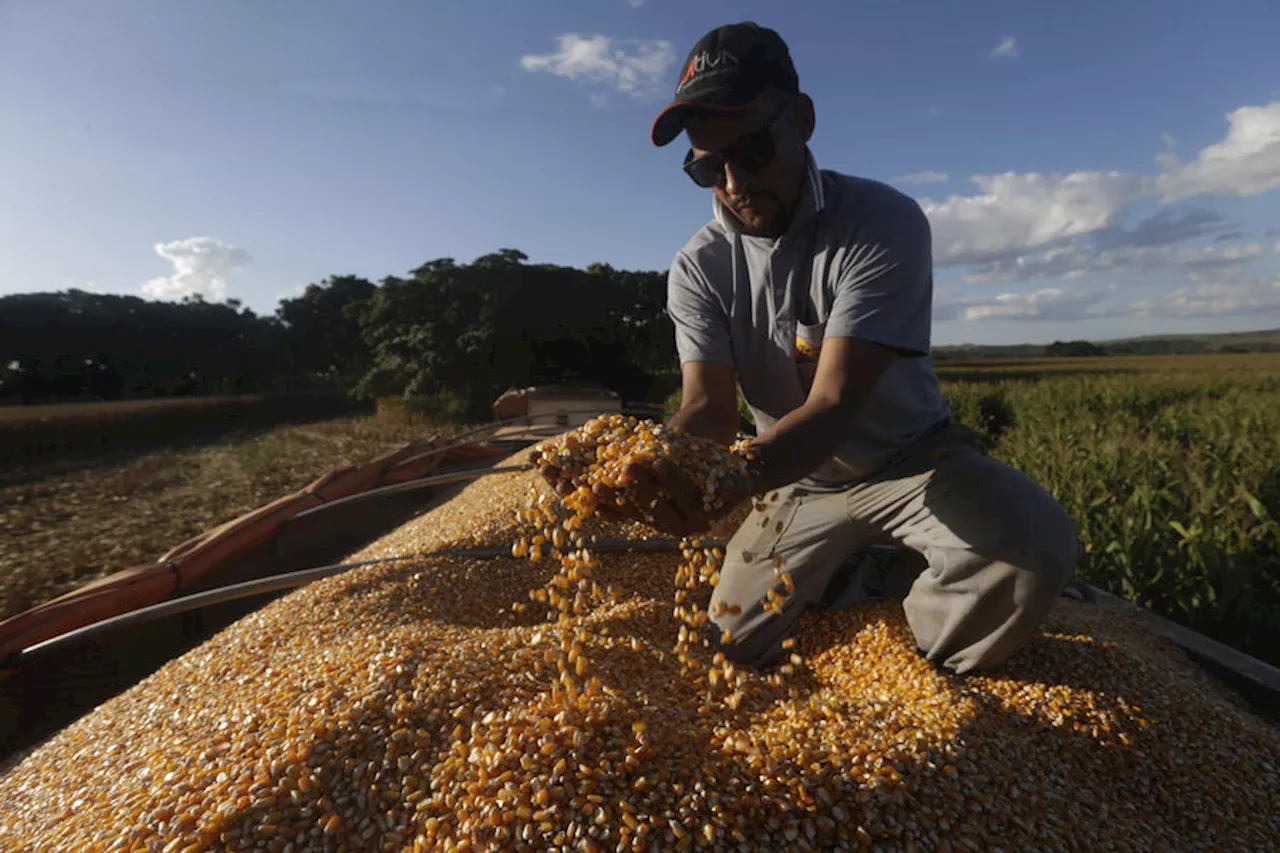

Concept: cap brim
[[649, 100, 751, 147]]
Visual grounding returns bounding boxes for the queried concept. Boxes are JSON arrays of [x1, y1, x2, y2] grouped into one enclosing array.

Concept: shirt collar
[[712, 148, 826, 238]]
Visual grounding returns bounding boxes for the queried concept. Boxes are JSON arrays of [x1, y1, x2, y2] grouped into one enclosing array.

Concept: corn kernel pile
[[1, 443, 1278, 852]]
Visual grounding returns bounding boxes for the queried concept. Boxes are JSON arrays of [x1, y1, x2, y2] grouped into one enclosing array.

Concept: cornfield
[[939, 353, 1280, 665]]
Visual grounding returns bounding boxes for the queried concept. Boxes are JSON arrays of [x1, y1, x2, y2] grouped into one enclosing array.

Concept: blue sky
[[2, 0, 1278, 346]]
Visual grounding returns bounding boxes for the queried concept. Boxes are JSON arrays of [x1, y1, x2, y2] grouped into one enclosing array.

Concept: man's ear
[[794, 93, 815, 143]]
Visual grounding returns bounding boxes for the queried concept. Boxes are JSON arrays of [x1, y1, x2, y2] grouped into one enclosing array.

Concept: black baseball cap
[[650, 21, 800, 147]]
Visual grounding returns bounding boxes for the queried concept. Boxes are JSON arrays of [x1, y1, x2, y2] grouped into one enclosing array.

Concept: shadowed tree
[[353, 251, 676, 411], [0, 253, 679, 406], [276, 275, 377, 390], [0, 290, 285, 400]]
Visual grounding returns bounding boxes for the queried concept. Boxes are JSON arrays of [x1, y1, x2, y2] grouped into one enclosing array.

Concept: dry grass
[[0, 396, 254, 423], [0, 417, 459, 623]]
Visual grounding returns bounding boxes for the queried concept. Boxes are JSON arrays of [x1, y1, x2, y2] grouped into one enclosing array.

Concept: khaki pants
[[709, 422, 1082, 674]]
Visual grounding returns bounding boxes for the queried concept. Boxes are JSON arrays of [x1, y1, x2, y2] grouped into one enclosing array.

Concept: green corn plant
[[940, 354, 1280, 665]]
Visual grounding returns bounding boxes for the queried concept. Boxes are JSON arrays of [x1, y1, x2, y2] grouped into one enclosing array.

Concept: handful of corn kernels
[[515, 414, 794, 707], [528, 413, 754, 522]]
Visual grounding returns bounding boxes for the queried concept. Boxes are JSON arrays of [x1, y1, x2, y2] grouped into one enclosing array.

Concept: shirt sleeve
[[824, 194, 934, 357], [667, 250, 734, 367]]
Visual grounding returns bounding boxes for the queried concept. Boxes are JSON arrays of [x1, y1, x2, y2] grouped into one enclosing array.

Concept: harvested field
[[1, 448, 1276, 851], [0, 393, 363, 468], [0, 417, 458, 623]]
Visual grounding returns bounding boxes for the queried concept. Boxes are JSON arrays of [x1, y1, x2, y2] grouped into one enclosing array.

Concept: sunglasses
[[682, 101, 791, 189]]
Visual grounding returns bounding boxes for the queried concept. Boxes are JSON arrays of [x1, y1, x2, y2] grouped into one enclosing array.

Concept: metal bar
[[1, 553, 418, 669], [282, 465, 533, 524], [2, 538, 702, 668]]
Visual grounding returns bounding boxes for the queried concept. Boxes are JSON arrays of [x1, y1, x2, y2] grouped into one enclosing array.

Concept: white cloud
[[1156, 101, 1280, 200], [1129, 277, 1280, 318], [956, 287, 1104, 321], [921, 171, 1148, 267], [961, 236, 1263, 286], [1155, 132, 1179, 171], [918, 100, 1280, 284], [1202, 241, 1266, 262], [520, 34, 676, 100], [1094, 207, 1232, 249], [989, 37, 1019, 60], [894, 171, 949, 185], [141, 237, 249, 301]]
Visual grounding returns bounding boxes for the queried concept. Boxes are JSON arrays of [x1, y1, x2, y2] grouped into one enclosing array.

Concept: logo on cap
[[678, 49, 740, 90]]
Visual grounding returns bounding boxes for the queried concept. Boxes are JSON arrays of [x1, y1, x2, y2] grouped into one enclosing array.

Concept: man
[[540, 22, 1080, 675]]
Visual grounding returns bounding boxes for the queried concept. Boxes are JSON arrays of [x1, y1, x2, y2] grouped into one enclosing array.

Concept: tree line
[[0, 250, 678, 417]]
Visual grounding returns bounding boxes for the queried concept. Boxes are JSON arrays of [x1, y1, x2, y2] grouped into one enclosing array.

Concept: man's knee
[[706, 588, 787, 670], [971, 475, 1080, 602], [715, 626, 787, 670], [908, 513, 1081, 674], [961, 456, 1082, 592], [1014, 500, 1081, 601]]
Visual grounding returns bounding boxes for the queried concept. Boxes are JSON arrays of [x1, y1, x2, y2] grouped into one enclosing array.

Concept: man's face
[[685, 92, 812, 238]]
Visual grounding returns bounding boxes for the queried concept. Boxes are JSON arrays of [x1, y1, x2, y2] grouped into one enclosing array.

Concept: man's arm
[[743, 336, 898, 495], [744, 192, 934, 497], [665, 361, 740, 447], [631, 337, 898, 531]]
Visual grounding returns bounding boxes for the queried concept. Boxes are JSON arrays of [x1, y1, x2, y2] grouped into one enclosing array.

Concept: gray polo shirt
[[666, 152, 951, 488]]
